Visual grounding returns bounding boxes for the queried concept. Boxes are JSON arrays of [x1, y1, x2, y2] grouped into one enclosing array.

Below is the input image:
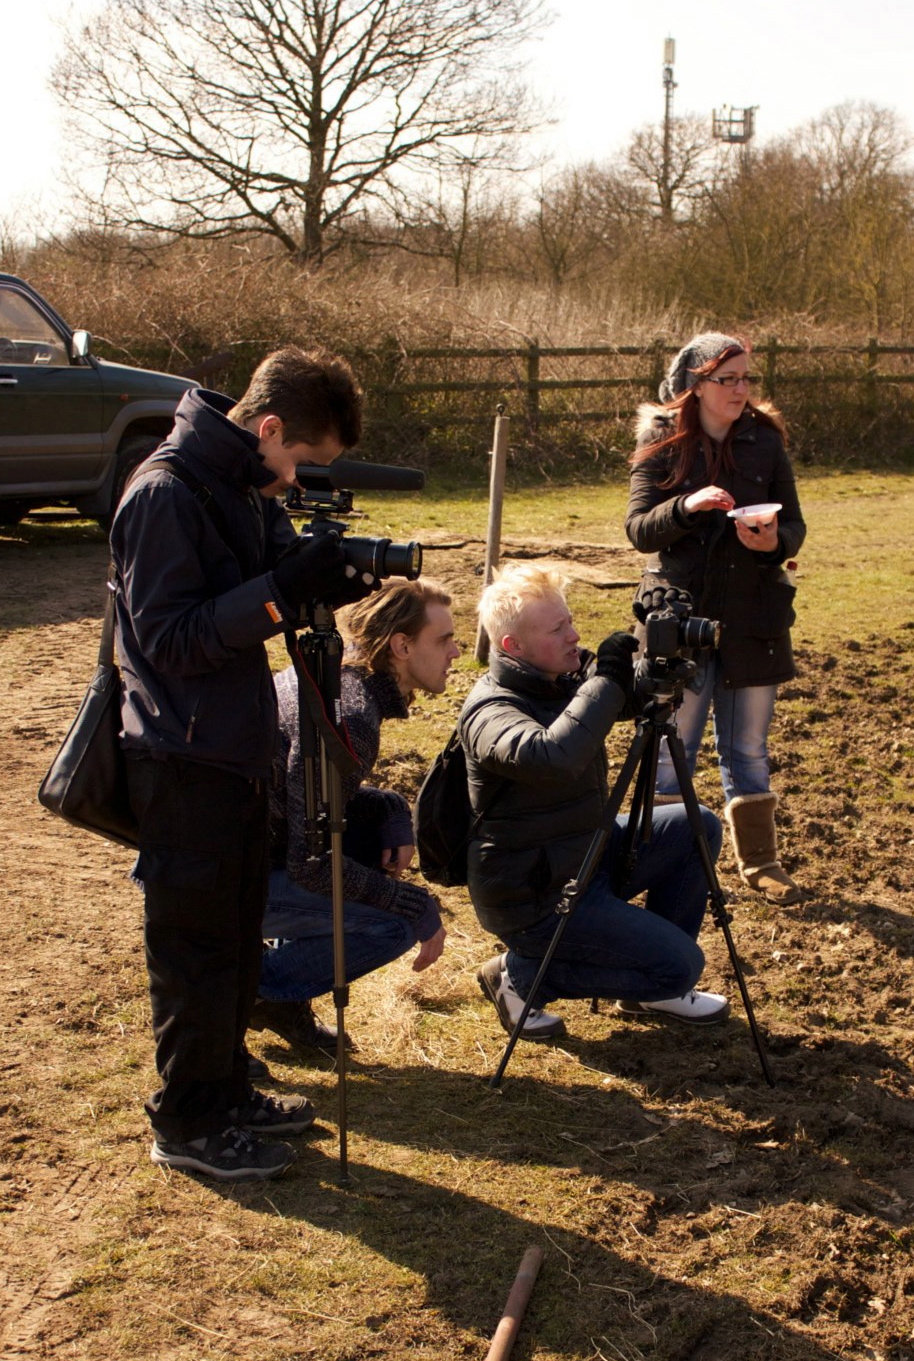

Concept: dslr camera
[[287, 457, 424, 581], [633, 587, 720, 704], [641, 594, 720, 660]]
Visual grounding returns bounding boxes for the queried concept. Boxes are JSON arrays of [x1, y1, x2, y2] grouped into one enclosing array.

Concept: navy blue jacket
[[110, 388, 299, 778]]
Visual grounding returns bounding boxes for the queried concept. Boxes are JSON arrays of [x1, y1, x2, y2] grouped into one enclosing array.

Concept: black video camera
[[286, 457, 424, 582]]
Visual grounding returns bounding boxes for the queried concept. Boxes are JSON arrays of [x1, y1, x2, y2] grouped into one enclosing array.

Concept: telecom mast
[[661, 37, 676, 221], [712, 104, 758, 167]]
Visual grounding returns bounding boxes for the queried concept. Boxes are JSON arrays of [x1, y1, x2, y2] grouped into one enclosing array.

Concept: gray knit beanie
[[659, 331, 744, 402]]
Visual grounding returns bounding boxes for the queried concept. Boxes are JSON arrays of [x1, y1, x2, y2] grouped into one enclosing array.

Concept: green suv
[[0, 274, 193, 525]]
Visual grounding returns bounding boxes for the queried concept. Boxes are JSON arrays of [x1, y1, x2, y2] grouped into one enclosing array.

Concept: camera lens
[[344, 536, 423, 581], [680, 616, 720, 650]]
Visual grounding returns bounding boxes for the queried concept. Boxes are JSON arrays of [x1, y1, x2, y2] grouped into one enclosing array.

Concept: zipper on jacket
[[185, 701, 201, 744]]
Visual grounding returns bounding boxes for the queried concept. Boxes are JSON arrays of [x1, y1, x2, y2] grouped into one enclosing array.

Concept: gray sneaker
[[151, 1125, 296, 1181], [477, 953, 566, 1042], [230, 1089, 317, 1135]]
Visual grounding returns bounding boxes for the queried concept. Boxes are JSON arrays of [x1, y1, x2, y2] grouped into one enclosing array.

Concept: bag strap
[[106, 454, 240, 666], [448, 719, 509, 841], [151, 454, 236, 552], [98, 566, 117, 668]]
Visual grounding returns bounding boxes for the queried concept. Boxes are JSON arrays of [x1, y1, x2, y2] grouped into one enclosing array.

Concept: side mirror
[[71, 329, 92, 361]]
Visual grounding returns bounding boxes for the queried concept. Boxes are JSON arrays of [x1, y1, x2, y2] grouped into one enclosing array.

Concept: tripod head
[[635, 653, 696, 725]]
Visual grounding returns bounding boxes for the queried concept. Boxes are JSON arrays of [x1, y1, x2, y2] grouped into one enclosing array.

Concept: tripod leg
[[490, 721, 654, 1090], [664, 728, 775, 1088], [326, 761, 351, 1181]]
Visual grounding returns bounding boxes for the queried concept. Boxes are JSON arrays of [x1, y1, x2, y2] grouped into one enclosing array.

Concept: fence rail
[[364, 338, 914, 433], [184, 336, 914, 465]]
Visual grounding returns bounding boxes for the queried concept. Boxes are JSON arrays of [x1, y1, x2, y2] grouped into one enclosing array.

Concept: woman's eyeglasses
[[702, 373, 761, 389]]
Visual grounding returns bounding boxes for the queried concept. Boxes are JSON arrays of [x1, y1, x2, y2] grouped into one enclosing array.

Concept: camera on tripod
[[286, 457, 425, 581], [640, 592, 720, 660], [633, 588, 720, 703]]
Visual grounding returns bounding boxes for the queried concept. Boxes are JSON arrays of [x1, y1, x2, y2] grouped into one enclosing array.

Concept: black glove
[[632, 586, 693, 624], [272, 532, 349, 609], [321, 563, 382, 610], [595, 631, 639, 696]]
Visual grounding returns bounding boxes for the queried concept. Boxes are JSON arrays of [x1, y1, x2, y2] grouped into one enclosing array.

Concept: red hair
[[630, 344, 786, 491]]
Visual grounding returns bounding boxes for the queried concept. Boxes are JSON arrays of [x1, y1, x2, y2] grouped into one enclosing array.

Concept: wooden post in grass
[[474, 405, 510, 664], [484, 1245, 544, 1361]]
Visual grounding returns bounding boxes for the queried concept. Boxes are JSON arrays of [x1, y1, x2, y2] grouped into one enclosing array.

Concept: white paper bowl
[[727, 502, 782, 527]]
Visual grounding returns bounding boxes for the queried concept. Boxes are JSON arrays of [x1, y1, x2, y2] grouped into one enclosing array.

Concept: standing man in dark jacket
[[111, 345, 371, 1180], [460, 564, 728, 1043]]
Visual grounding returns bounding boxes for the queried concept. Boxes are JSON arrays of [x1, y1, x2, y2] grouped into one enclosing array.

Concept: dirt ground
[[1, 512, 913, 1361]]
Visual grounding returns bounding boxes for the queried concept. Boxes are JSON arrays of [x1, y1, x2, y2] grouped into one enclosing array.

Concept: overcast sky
[[3, 0, 913, 228]]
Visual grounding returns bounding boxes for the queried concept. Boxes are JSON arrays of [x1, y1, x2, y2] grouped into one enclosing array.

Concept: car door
[[0, 280, 104, 496]]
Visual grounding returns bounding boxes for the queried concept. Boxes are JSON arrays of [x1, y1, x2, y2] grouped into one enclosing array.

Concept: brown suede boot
[[724, 792, 805, 905]]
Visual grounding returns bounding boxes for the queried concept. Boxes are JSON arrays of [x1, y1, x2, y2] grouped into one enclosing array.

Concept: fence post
[[525, 342, 540, 432], [475, 405, 510, 664], [866, 336, 879, 415], [650, 339, 666, 396], [764, 335, 779, 402]]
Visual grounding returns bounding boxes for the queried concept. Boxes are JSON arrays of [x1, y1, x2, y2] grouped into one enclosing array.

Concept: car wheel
[[102, 433, 162, 529]]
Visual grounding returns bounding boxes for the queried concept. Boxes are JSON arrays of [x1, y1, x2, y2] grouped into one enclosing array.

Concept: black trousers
[[126, 754, 269, 1142]]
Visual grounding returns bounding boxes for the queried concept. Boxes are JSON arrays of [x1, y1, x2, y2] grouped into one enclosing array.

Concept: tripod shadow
[[203, 1141, 854, 1360], [274, 1052, 911, 1229]]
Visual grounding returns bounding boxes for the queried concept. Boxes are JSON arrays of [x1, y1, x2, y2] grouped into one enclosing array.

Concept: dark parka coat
[[111, 388, 298, 779], [625, 405, 806, 689], [458, 650, 627, 939]]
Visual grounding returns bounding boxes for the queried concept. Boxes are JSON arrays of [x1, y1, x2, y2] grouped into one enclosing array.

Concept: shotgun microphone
[[295, 459, 425, 492]]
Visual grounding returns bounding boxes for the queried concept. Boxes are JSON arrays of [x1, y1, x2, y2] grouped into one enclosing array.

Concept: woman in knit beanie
[[625, 332, 807, 905]]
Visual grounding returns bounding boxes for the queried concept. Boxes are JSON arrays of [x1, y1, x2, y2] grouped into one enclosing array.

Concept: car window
[[0, 288, 70, 366]]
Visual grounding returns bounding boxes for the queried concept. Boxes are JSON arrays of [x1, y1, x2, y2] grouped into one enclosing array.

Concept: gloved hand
[[595, 631, 639, 696], [321, 563, 382, 610], [272, 532, 349, 609], [632, 585, 693, 624]]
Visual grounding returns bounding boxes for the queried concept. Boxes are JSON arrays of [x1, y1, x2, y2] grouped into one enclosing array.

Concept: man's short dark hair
[[232, 345, 363, 447]]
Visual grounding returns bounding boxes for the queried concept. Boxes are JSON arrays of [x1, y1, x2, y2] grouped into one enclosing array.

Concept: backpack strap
[[150, 454, 236, 552]]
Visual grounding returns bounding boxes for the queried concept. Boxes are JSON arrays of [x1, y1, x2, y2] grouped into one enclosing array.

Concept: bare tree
[[55, 0, 546, 263], [626, 114, 718, 222], [378, 155, 523, 286]]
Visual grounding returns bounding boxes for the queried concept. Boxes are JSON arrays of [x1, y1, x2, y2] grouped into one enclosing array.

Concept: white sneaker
[[616, 989, 730, 1026], [477, 953, 566, 1041]]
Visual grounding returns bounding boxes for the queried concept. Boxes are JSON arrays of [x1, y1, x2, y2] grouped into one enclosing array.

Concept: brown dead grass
[[1, 489, 913, 1361]]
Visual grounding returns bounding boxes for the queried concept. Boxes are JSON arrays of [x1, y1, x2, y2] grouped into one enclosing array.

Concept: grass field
[[1, 470, 913, 1361]]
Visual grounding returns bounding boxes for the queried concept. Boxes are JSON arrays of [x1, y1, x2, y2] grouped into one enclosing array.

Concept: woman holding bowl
[[625, 332, 807, 904]]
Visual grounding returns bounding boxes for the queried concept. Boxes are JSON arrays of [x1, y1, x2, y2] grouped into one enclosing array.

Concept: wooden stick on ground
[[484, 1245, 545, 1361]]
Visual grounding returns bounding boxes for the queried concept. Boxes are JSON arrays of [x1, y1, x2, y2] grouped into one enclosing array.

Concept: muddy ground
[[1, 513, 912, 1361]]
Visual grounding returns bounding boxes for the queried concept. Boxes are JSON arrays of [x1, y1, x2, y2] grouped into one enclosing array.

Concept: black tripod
[[285, 606, 361, 1182], [490, 659, 775, 1090]]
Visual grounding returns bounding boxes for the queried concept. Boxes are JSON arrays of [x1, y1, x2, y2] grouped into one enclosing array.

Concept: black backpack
[[413, 727, 505, 887]]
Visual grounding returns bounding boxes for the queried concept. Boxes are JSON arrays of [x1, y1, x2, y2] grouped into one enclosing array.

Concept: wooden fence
[[367, 338, 914, 432], [183, 337, 914, 466]]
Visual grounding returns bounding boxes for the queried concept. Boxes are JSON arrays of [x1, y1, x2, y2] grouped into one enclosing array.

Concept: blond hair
[[478, 563, 569, 653]]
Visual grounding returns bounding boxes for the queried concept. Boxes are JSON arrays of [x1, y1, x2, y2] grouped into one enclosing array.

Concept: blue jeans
[[504, 805, 722, 1007], [655, 656, 776, 803], [258, 868, 418, 1001]]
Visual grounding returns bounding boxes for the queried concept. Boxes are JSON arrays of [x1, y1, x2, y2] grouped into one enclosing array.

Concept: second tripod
[[490, 668, 775, 1090]]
